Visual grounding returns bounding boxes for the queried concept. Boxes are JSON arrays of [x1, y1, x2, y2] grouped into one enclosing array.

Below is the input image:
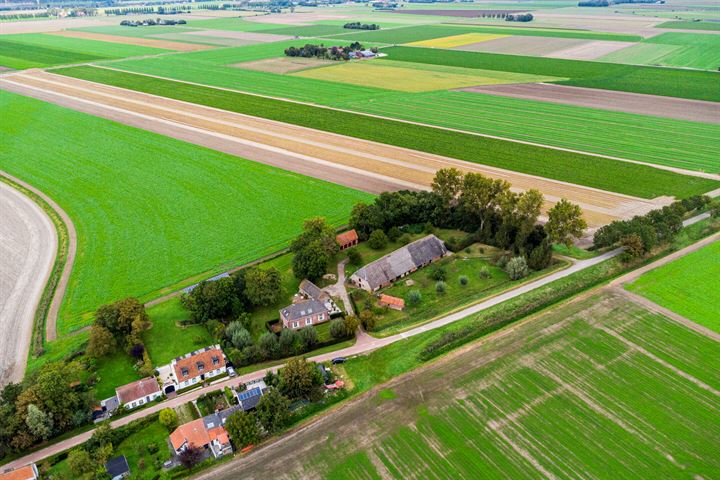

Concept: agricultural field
[[0, 32, 169, 69], [656, 20, 720, 31], [626, 241, 720, 333], [0, 91, 371, 334], [601, 32, 720, 70], [54, 66, 719, 199], [217, 292, 720, 479]]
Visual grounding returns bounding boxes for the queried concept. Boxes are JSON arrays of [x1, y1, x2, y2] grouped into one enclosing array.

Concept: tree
[[244, 267, 282, 306], [86, 325, 116, 359], [546, 199, 587, 248], [343, 315, 360, 336], [279, 328, 301, 357], [387, 226, 402, 242], [435, 281, 447, 293], [527, 240, 553, 270], [25, 404, 53, 440], [406, 290, 422, 306], [67, 448, 95, 476], [349, 202, 383, 238], [458, 173, 511, 234], [292, 240, 331, 281], [178, 445, 203, 470], [359, 310, 375, 331], [367, 229, 388, 250], [298, 326, 318, 351], [347, 248, 362, 266], [258, 332, 279, 360], [225, 410, 259, 449], [505, 257, 529, 281], [159, 408, 178, 431], [329, 318, 348, 339], [181, 277, 240, 323], [431, 168, 463, 207], [255, 388, 290, 434], [621, 233, 645, 260], [278, 358, 322, 400], [228, 325, 253, 351]]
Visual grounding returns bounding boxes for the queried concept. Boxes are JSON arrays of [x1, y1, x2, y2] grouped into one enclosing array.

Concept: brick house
[[116, 377, 162, 410], [0, 464, 38, 480], [280, 299, 330, 330], [336, 229, 359, 250], [169, 345, 227, 391], [378, 294, 405, 311], [169, 418, 232, 459]]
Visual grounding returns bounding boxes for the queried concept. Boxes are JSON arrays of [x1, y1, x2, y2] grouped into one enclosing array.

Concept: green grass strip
[[655, 21, 720, 32], [53, 65, 719, 199]]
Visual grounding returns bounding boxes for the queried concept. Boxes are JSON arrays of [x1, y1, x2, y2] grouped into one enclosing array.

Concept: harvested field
[[292, 60, 561, 92], [232, 56, 333, 74], [245, 13, 350, 25], [456, 36, 589, 56], [546, 40, 636, 60], [408, 32, 508, 49], [197, 292, 720, 479], [48, 30, 213, 52], [396, 9, 523, 17], [0, 17, 108, 34], [0, 70, 673, 232], [148, 33, 257, 48], [0, 88, 371, 332], [457, 83, 720, 124], [183, 29, 294, 43]]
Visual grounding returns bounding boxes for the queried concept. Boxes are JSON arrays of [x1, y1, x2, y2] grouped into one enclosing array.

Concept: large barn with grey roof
[[350, 234, 448, 292]]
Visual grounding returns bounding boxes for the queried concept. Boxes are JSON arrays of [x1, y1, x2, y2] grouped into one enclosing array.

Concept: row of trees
[[343, 22, 380, 30], [120, 18, 187, 26], [284, 42, 366, 61], [506, 13, 534, 21]]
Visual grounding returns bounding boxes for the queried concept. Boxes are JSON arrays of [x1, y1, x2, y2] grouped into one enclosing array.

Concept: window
[[212, 356, 220, 365], [181, 367, 189, 377], [292, 321, 299, 328], [318, 313, 325, 321], [139, 399, 144, 405], [305, 318, 312, 326], [197, 362, 205, 371]]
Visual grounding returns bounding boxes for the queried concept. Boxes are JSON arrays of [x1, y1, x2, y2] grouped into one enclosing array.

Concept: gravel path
[[0, 181, 56, 386]]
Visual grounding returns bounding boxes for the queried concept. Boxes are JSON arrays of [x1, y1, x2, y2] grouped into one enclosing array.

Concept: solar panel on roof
[[238, 387, 261, 401]]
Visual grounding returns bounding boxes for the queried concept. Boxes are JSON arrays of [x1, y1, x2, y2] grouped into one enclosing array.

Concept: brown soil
[[230, 56, 333, 74], [0, 17, 109, 34], [546, 40, 636, 60], [183, 29, 293, 43], [395, 9, 523, 17], [48, 30, 214, 52], [458, 83, 720, 124], [456, 36, 588, 57]]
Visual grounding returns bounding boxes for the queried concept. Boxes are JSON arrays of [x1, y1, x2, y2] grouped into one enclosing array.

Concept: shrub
[[406, 290, 422, 306], [147, 442, 159, 454], [505, 257, 529, 281], [343, 315, 360, 336], [423, 222, 434, 233], [298, 326, 318, 350], [429, 266, 446, 281], [479, 266, 491, 279], [368, 229, 388, 250], [387, 226, 402, 242], [329, 318, 348, 339], [435, 281, 447, 293], [359, 309, 376, 330], [346, 248, 362, 266], [398, 233, 412, 245], [459, 275, 468, 286]]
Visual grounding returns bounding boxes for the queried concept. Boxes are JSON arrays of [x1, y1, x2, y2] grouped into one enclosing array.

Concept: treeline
[[506, 13, 533, 21], [284, 42, 367, 61], [344, 21, 380, 30], [594, 195, 710, 261], [350, 168, 587, 275], [106, 6, 189, 15], [579, 0, 662, 5], [120, 18, 187, 26], [0, 12, 49, 20]]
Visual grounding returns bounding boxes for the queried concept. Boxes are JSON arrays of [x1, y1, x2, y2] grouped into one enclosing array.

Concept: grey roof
[[299, 279, 325, 301], [203, 405, 243, 430], [352, 235, 447, 290], [280, 298, 328, 322], [237, 386, 264, 411], [105, 456, 130, 477]]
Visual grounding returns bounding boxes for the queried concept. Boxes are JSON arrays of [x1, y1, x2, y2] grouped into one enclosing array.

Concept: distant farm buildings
[[336, 229, 359, 250], [279, 280, 341, 330], [378, 294, 405, 311], [350, 235, 448, 291]]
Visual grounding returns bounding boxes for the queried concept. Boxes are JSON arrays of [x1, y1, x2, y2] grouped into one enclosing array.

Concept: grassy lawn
[[0, 92, 371, 334], [55, 65, 718, 199], [144, 298, 214, 366], [92, 351, 143, 400], [553, 243, 598, 259], [626, 240, 720, 333], [114, 421, 173, 480]]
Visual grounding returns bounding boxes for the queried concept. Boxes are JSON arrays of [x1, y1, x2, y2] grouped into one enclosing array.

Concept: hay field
[[292, 60, 559, 92], [0, 91, 371, 333], [602, 32, 720, 70], [656, 20, 720, 31], [456, 36, 588, 56], [408, 32, 508, 48], [217, 292, 720, 479], [49, 30, 213, 52], [627, 241, 720, 333]]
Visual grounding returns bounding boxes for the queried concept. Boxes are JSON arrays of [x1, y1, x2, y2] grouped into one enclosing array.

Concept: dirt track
[[459, 83, 720, 124], [0, 71, 673, 230], [0, 181, 56, 386]]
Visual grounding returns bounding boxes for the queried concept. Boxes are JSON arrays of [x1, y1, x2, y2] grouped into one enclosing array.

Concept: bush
[[147, 442, 159, 454], [505, 257, 529, 281], [398, 233, 412, 245], [423, 222, 434, 234], [459, 275, 468, 286], [429, 266, 446, 281], [479, 266, 491, 279], [368, 230, 388, 250], [298, 326, 318, 350], [387, 226, 402, 242], [347, 248, 362, 266], [406, 290, 422, 306], [359, 310, 376, 330], [435, 281, 447, 294], [329, 318, 348, 339]]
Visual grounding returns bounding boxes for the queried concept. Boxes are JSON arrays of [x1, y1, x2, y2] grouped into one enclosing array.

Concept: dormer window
[[197, 362, 205, 371], [181, 368, 189, 377], [212, 356, 219, 365]]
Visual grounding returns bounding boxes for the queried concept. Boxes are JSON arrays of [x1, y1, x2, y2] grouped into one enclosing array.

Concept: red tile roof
[[379, 294, 405, 309], [0, 465, 37, 480], [173, 347, 225, 382], [169, 419, 230, 451], [336, 229, 358, 246], [116, 377, 160, 405]]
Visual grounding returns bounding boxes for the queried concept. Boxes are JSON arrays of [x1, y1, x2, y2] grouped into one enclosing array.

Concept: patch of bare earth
[[455, 36, 588, 56], [48, 30, 214, 52], [183, 29, 293, 43], [457, 83, 720, 124], [230, 56, 333, 74], [244, 12, 350, 25], [0, 17, 110, 34], [546, 40, 636, 60]]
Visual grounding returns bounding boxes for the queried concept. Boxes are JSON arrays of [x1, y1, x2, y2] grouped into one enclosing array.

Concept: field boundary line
[[0, 171, 76, 343], [80, 64, 719, 182]]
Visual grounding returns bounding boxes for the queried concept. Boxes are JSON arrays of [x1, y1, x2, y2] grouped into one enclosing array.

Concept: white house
[[116, 377, 162, 410], [167, 345, 227, 392]]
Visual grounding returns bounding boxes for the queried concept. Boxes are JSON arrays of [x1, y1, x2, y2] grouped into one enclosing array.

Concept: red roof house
[[378, 294, 405, 311], [0, 464, 39, 480], [336, 229, 359, 250], [116, 377, 161, 410]]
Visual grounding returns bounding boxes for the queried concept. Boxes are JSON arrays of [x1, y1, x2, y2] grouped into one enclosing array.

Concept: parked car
[[331, 357, 347, 365], [228, 366, 237, 377]]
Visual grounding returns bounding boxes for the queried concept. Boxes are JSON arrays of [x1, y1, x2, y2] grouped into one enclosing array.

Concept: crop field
[[293, 60, 560, 92], [656, 20, 720, 31], [0, 91, 371, 334], [380, 46, 720, 102], [407, 32, 508, 48], [602, 33, 720, 70], [222, 292, 720, 479], [0, 33, 168, 69], [335, 90, 720, 173], [54, 65, 719, 199], [626, 241, 720, 333]]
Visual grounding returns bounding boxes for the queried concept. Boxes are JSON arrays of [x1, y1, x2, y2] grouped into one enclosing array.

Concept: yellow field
[[408, 33, 508, 48], [292, 60, 559, 92]]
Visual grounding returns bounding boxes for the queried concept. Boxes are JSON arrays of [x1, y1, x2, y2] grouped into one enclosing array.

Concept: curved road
[[0, 181, 57, 386]]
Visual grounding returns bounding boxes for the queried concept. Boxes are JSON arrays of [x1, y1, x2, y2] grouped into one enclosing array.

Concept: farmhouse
[[169, 417, 233, 458], [378, 294, 405, 311], [0, 464, 38, 480], [116, 377, 162, 410], [350, 235, 448, 291], [336, 229, 359, 250], [279, 280, 341, 330], [166, 345, 227, 392], [104, 455, 130, 480]]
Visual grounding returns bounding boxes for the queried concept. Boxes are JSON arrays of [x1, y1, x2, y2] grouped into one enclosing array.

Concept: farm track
[[0, 71, 674, 230]]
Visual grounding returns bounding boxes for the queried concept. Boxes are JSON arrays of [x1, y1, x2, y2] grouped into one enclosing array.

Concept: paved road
[[0, 181, 57, 386], [2, 212, 712, 471]]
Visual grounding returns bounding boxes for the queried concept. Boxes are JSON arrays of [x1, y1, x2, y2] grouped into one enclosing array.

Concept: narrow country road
[[1, 212, 711, 471], [0, 181, 57, 386]]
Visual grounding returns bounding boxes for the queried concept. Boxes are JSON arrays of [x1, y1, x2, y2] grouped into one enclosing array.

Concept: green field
[[0, 33, 169, 69], [380, 46, 720, 102], [259, 293, 720, 478], [144, 298, 214, 366], [335, 90, 720, 173], [0, 92, 371, 334], [55, 65, 719, 199], [602, 32, 720, 70], [627, 241, 720, 333], [656, 20, 720, 31]]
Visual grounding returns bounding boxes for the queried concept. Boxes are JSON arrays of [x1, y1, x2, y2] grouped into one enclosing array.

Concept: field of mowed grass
[[656, 20, 720, 31], [0, 33, 168, 69], [73, 24, 205, 41], [331, 24, 641, 44], [0, 92, 371, 334], [55, 65, 719, 199], [602, 32, 720, 70], [380, 46, 720, 102], [244, 292, 720, 478], [144, 298, 214, 366], [626, 241, 720, 333], [335, 90, 720, 173]]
